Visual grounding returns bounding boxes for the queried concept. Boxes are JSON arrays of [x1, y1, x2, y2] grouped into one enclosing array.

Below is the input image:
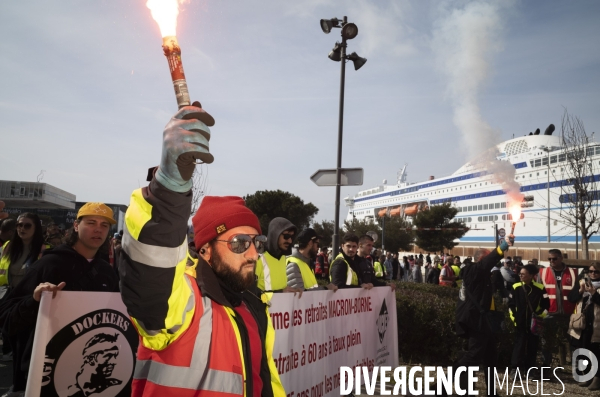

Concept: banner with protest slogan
[[26, 292, 138, 397], [269, 287, 398, 397]]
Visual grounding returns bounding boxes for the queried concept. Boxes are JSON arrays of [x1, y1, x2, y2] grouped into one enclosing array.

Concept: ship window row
[[456, 213, 526, 224], [530, 147, 600, 169], [475, 213, 525, 222], [457, 202, 507, 212]]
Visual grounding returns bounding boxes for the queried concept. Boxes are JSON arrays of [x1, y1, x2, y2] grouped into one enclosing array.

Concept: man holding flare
[[118, 103, 284, 396]]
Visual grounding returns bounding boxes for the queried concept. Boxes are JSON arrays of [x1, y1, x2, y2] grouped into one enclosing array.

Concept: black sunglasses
[[17, 223, 33, 230], [281, 233, 295, 241], [548, 257, 559, 261], [589, 270, 600, 274], [215, 234, 267, 254]]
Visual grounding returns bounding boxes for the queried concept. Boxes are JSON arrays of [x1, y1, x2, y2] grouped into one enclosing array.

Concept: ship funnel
[[534, 128, 540, 135], [544, 124, 555, 135], [429, 176, 435, 180]]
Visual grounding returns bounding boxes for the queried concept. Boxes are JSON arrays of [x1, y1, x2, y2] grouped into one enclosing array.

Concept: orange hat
[[77, 202, 117, 225]]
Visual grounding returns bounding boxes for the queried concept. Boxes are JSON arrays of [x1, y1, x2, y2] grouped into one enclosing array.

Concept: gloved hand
[[156, 102, 215, 192], [499, 234, 515, 252]]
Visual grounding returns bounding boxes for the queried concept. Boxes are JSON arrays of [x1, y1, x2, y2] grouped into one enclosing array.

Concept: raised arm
[[120, 104, 213, 350]]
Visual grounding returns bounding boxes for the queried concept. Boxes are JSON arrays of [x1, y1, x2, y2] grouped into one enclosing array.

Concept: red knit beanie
[[192, 196, 261, 250]]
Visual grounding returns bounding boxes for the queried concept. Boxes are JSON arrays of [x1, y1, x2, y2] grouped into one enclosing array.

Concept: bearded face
[[211, 247, 256, 292]]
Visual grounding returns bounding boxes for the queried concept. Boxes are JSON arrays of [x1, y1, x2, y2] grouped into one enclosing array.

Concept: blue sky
[[1, 0, 599, 223]]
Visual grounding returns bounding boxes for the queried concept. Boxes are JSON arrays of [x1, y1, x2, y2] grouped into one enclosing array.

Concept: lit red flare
[[146, 0, 191, 109], [162, 36, 191, 108]]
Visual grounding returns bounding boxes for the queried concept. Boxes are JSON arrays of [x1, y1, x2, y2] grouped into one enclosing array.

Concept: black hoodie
[[265, 217, 297, 259], [0, 244, 119, 335]]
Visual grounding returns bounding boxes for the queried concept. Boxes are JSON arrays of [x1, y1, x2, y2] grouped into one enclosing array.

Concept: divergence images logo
[[572, 348, 599, 383], [376, 300, 389, 344], [42, 309, 138, 397]]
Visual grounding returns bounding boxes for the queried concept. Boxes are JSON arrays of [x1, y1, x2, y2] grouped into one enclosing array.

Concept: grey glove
[[156, 102, 215, 192]]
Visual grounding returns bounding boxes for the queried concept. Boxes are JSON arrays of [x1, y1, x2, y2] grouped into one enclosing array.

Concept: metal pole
[[332, 16, 348, 259], [547, 150, 551, 243], [576, 204, 579, 259], [381, 216, 386, 251]]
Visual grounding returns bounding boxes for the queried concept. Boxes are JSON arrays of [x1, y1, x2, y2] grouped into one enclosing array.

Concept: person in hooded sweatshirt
[[254, 217, 302, 293], [0, 203, 120, 397]]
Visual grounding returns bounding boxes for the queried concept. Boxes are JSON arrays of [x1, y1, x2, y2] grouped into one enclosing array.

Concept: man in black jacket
[[0, 202, 120, 397], [330, 234, 372, 289], [356, 235, 395, 291], [453, 235, 514, 395]]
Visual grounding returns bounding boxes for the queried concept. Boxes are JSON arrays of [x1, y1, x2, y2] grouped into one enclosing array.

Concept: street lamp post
[[380, 215, 386, 252], [320, 16, 366, 258]]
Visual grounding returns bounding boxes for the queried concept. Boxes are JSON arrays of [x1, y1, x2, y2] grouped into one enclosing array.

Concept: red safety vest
[[541, 266, 576, 315], [315, 253, 329, 276], [132, 275, 263, 397], [439, 264, 455, 287]]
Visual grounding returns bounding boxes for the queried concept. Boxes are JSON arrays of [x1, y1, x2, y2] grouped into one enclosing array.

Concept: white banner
[[26, 292, 138, 397], [270, 287, 399, 397]]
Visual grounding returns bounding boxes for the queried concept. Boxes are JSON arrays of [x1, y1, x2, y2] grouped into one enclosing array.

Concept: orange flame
[[146, 0, 185, 38], [509, 201, 521, 222]]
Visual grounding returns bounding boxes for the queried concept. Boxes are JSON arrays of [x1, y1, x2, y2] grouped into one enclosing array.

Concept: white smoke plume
[[432, 0, 523, 205]]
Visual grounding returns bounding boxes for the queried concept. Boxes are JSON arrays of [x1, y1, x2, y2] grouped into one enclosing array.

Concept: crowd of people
[[0, 103, 599, 397]]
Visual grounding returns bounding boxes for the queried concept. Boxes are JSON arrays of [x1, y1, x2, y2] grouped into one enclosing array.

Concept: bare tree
[[190, 164, 209, 217], [557, 110, 600, 259]]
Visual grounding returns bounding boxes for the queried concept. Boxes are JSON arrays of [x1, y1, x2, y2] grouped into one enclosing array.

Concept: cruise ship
[[345, 125, 600, 257]]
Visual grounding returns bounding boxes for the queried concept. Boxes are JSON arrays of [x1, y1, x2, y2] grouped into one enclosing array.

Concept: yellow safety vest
[[374, 261, 384, 278], [0, 241, 48, 287], [286, 256, 319, 290], [256, 251, 288, 291], [330, 254, 359, 286], [0, 241, 9, 286], [452, 265, 462, 288]]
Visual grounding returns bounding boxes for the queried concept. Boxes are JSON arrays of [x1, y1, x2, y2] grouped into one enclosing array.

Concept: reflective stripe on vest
[[330, 254, 358, 285], [133, 291, 245, 396], [133, 293, 244, 394], [541, 266, 576, 314], [508, 281, 549, 325], [287, 257, 318, 289]]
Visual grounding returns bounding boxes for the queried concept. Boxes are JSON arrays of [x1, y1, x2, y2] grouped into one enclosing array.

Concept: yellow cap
[[77, 202, 117, 225]]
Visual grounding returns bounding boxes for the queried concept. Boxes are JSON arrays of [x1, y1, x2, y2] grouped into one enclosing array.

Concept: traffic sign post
[[311, 167, 363, 257], [310, 168, 363, 186]]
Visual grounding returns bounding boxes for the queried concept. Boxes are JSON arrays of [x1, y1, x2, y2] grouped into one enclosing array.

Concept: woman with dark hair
[[0, 213, 44, 290], [508, 263, 549, 376], [568, 262, 600, 390]]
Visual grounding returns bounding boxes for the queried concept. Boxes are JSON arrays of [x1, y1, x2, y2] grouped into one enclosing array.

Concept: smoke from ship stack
[[544, 124, 555, 135]]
